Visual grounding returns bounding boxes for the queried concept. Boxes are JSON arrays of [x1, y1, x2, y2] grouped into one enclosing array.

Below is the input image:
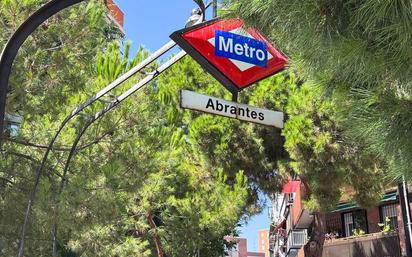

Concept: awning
[[332, 191, 398, 213], [282, 180, 301, 193], [381, 191, 397, 202], [333, 202, 357, 213]]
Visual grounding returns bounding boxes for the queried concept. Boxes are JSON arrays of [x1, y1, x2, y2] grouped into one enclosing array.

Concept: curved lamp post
[[0, 0, 86, 145], [0, 1, 86, 256]]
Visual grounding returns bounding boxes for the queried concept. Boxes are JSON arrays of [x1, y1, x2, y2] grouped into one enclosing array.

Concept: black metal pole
[[399, 178, 412, 257], [0, 2, 90, 256], [213, 0, 218, 18], [232, 92, 238, 102], [0, 0, 86, 146], [49, 50, 186, 256], [52, 117, 94, 257]]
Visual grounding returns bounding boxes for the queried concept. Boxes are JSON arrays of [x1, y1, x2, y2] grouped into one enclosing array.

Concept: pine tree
[[0, 2, 251, 257], [224, 0, 409, 255], [226, 0, 412, 177]]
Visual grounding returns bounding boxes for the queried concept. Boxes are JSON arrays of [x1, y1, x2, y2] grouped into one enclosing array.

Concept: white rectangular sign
[[180, 90, 284, 128]]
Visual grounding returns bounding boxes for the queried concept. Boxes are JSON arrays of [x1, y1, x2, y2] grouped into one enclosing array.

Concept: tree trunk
[[147, 212, 165, 257], [304, 212, 326, 257]]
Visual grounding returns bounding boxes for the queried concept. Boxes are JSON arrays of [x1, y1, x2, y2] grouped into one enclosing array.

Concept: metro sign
[[170, 19, 287, 93]]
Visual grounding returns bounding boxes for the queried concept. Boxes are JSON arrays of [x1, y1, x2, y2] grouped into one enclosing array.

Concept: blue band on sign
[[214, 30, 268, 68]]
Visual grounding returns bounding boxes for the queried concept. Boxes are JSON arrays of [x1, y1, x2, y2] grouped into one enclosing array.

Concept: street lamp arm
[[0, 0, 86, 145]]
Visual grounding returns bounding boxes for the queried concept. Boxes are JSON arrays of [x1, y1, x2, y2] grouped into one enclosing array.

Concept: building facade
[[268, 180, 410, 257], [105, 0, 124, 28], [104, 0, 125, 37], [225, 236, 266, 257], [258, 229, 270, 257]]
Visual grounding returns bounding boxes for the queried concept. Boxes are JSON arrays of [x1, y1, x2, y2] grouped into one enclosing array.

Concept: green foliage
[[1, 1, 116, 256], [0, 2, 253, 257], [68, 225, 151, 257], [282, 82, 344, 210], [156, 56, 288, 195], [378, 217, 392, 234], [352, 228, 365, 237], [225, 0, 408, 213], [5, 1, 402, 256]]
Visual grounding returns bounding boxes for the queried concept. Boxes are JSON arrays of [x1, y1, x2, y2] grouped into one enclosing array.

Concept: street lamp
[[4, 112, 22, 137], [186, 8, 203, 28]]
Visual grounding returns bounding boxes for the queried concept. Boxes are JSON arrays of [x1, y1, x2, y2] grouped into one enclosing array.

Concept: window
[[343, 210, 368, 237], [381, 204, 398, 230], [326, 214, 343, 237], [344, 213, 354, 237]]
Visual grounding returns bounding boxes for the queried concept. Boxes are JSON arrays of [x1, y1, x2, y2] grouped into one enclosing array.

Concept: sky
[[115, 1, 212, 56], [114, 0, 272, 252], [237, 196, 272, 251]]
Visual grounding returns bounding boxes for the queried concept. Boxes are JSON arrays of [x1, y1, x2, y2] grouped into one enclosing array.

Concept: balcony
[[287, 229, 308, 250], [294, 209, 314, 229], [322, 232, 401, 257]]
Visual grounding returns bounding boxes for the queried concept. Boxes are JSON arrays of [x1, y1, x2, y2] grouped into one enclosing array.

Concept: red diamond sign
[[170, 19, 287, 93]]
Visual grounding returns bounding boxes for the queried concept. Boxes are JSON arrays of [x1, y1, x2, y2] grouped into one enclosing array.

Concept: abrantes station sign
[[181, 90, 284, 128], [171, 19, 287, 94]]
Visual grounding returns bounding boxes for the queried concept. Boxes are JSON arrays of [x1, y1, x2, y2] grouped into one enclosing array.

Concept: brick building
[[104, 0, 125, 36], [268, 180, 410, 257], [258, 229, 270, 257], [225, 236, 266, 257]]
